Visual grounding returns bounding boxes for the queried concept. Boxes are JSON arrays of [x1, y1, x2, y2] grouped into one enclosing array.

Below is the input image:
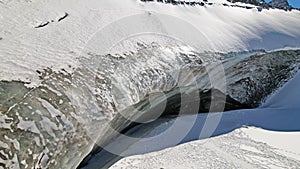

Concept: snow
[[1, 0, 300, 86], [243, 128, 300, 160], [110, 127, 300, 169]]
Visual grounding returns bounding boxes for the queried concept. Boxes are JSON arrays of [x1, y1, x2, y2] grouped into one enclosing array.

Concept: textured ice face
[[77, 48, 300, 169], [1, 45, 300, 169], [1, 43, 300, 168]]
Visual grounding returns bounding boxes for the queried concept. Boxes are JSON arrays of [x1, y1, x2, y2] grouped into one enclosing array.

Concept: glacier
[[1, 0, 300, 169]]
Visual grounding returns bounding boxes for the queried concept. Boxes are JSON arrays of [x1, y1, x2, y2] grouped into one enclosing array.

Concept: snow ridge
[[141, 0, 296, 11]]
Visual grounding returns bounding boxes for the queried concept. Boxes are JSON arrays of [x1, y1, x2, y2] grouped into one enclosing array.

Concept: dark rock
[[268, 0, 292, 11], [35, 21, 49, 28], [58, 12, 68, 22], [257, 6, 263, 11]]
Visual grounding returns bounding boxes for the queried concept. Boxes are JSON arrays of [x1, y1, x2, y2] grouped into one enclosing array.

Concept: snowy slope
[[1, 0, 300, 86], [110, 127, 300, 169]]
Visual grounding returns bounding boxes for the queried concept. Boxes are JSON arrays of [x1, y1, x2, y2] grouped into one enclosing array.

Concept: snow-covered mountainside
[[1, 0, 300, 169], [1, 0, 300, 86]]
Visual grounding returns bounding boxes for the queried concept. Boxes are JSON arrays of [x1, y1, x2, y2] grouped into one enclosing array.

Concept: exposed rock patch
[[140, 0, 297, 11], [34, 12, 69, 29], [58, 12, 69, 22]]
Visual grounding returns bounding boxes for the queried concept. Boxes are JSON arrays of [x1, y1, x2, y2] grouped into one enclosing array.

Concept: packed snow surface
[[110, 127, 300, 169], [1, 0, 300, 86]]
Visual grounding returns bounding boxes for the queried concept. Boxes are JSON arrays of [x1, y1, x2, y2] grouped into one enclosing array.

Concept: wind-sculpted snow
[[1, 46, 297, 168], [110, 127, 300, 169]]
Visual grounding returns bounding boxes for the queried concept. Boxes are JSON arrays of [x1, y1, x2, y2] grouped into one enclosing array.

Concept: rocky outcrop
[[228, 0, 266, 6], [268, 0, 292, 11], [228, 0, 294, 11], [140, 0, 296, 11]]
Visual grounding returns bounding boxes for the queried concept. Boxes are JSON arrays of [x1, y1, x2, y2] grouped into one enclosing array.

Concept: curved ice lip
[[78, 65, 300, 169], [77, 50, 300, 169]]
